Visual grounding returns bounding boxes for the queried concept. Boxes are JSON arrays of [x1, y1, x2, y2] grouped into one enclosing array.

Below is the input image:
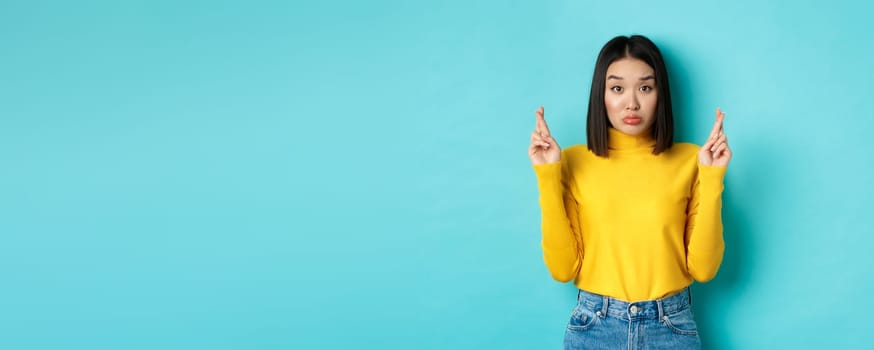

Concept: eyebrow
[[607, 75, 655, 81]]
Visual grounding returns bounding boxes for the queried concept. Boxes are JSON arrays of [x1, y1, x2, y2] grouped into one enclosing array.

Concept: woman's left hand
[[698, 107, 732, 167]]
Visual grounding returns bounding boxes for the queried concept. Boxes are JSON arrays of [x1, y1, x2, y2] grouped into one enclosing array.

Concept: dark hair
[[586, 35, 674, 157]]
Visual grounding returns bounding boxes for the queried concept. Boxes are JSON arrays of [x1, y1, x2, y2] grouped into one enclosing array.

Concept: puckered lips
[[622, 114, 642, 125]]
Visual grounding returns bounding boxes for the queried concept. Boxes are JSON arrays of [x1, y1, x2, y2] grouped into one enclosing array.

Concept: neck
[[608, 127, 656, 151]]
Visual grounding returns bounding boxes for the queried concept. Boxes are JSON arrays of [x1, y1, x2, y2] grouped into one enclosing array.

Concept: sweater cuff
[[697, 164, 727, 195], [532, 161, 562, 193], [698, 164, 727, 182]]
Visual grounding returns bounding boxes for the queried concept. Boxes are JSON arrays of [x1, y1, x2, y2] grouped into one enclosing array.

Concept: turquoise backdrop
[[2, 0, 872, 349]]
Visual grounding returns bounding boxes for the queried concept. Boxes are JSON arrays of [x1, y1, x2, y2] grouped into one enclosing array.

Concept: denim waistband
[[576, 287, 693, 321]]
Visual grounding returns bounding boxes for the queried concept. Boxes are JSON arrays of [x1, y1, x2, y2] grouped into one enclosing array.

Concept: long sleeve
[[532, 154, 583, 282], [684, 164, 728, 282]]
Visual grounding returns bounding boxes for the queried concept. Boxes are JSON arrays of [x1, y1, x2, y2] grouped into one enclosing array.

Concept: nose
[[625, 93, 640, 111]]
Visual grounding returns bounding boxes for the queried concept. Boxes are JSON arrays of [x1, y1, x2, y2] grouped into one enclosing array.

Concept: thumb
[[547, 135, 559, 146]]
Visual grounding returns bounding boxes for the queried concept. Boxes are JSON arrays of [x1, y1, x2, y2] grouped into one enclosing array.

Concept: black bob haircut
[[586, 35, 674, 157]]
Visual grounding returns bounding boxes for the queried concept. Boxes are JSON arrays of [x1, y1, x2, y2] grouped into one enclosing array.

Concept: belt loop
[[577, 289, 581, 304], [688, 287, 693, 306], [600, 295, 608, 318], [657, 298, 665, 320]]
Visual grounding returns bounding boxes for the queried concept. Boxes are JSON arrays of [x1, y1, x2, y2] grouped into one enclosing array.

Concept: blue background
[[2, 0, 872, 349]]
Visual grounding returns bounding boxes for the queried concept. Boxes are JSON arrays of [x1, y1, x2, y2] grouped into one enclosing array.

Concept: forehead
[[606, 58, 655, 77]]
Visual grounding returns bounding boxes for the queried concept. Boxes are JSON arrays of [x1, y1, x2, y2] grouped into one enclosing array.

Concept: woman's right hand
[[528, 106, 561, 165]]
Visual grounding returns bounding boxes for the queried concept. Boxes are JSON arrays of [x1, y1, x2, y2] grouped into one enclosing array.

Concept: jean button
[[630, 305, 640, 314]]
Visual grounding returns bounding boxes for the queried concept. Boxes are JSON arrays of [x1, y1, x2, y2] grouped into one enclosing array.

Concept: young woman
[[528, 35, 731, 349]]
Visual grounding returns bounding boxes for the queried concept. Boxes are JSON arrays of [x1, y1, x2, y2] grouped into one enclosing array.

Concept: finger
[[710, 140, 726, 154], [714, 142, 728, 156], [707, 107, 724, 141], [709, 142, 719, 153], [710, 134, 727, 152], [701, 135, 717, 150], [528, 143, 543, 158], [531, 132, 550, 148], [529, 141, 550, 151], [536, 106, 551, 137], [718, 111, 725, 135], [536, 112, 549, 137], [541, 134, 556, 148], [717, 108, 726, 134]]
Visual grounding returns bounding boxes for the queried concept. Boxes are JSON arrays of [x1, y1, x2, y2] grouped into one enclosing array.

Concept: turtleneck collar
[[607, 127, 656, 151]]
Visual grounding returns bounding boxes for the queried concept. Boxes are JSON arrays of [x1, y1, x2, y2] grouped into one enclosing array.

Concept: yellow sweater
[[532, 128, 727, 301]]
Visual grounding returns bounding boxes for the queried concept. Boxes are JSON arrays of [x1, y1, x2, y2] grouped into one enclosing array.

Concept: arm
[[684, 164, 727, 282], [532, 153, 583, 282]]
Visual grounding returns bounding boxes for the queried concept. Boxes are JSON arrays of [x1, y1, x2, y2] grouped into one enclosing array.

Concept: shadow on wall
[[661, 42, 774, 350], [691, 137, 776, 350]]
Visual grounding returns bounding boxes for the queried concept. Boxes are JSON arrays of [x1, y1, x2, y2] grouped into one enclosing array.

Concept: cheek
[[604, 94, 623, 113], [644, 93, 659, 112]]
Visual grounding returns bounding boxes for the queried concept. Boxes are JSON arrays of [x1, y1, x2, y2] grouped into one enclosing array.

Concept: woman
[[529, 35, 731, 349]]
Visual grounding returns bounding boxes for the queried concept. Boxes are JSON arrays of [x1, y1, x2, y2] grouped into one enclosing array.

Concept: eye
[[640, 85, 653, 92], [610, 86, 623, 93]]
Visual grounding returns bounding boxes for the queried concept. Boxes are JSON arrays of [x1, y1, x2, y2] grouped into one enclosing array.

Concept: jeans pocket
[[567, 304, 599, 331], [661, 307, 699, 336]]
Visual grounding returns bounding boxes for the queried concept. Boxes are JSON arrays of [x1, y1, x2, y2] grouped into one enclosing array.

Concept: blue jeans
[[563, 287, 701, 350]]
